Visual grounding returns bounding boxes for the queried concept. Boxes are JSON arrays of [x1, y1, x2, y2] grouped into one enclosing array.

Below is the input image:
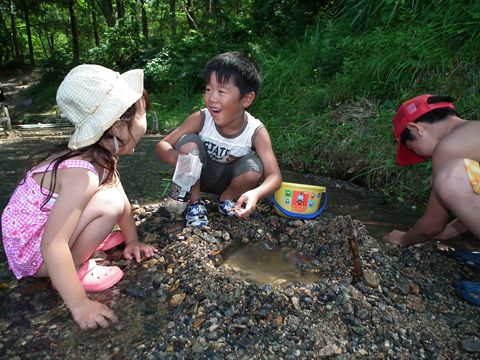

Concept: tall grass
[[253, 0, 480, 202]]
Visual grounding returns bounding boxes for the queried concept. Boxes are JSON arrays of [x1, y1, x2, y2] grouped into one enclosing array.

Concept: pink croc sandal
[[96, 231, 125, 252], [77, 259, 124, 292]]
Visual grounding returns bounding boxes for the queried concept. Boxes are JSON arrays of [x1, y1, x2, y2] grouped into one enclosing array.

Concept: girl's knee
[[89, 188, 124, 218]]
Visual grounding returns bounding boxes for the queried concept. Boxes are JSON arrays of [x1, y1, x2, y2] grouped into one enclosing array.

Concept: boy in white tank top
[[156, 51, 282, 227]]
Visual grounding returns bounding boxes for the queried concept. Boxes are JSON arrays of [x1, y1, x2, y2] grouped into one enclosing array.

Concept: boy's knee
[[178, 141, 199, 154], [235, 170, 262, 185], [248, 170, 262, 183], [176, 134, 202, 151]]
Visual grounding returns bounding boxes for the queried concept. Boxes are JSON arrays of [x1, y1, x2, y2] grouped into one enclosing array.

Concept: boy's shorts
[[176, 134, 264, 195], [464, 159, 480, 194]]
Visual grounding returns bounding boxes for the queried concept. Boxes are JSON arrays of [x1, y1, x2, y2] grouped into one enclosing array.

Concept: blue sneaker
[[185, 200, 209, 228], [457, 281, 480, 306], [218, 199, 237, 217]]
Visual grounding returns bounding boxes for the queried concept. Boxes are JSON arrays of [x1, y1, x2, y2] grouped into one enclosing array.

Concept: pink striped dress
[[1, 159, 98, 279]]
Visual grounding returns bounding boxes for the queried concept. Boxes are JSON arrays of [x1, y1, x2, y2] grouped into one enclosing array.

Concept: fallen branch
[[347, 215, 363, 285]]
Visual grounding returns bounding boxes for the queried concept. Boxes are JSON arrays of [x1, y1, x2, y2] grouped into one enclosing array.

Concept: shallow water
[[223, 242, 319, 285], [222, 170, 423, 285], [222, 170, 479, 284]]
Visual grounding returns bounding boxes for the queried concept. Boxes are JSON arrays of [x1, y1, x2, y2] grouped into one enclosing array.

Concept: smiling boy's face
[[203, 72, 252, 130]]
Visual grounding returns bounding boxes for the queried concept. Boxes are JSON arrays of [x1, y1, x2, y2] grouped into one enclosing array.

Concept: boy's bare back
[[433, 119, 480, 168]]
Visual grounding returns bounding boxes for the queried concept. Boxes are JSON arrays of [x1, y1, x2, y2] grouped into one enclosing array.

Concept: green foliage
[[143, 30, 210, 121], [144, 17, 259, 120], [250, 0, 334, 42], [85, 18, 143, 71]]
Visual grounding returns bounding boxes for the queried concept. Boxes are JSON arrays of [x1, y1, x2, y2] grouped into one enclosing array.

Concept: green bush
[[85, 18, 143, 71]]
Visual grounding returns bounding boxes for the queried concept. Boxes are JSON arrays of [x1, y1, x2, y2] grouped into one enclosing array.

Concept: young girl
[[1, 64, 157, 330]]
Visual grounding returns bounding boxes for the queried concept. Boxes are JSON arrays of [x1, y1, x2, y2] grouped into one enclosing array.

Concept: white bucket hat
[[56, 64, 144, 150]]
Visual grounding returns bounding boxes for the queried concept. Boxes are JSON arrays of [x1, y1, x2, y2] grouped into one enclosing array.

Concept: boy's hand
[[123, 240, 158, 262], [70, 298, 117, 330], [383, 230, 407, 247], [235, 191, 259, 218]]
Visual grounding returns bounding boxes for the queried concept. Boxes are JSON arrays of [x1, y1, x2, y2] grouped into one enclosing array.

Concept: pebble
[[171, 293, 186, 306], [460, 338, 480, 353], [363, 270, 380, 288], [291, 296, 301, 311], [124, 287, 148, 298]]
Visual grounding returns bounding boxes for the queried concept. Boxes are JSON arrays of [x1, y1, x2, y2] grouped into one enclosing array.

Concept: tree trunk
[[23, 0, 35, 66], [96, 0, 115, 27], [169, 0, 176, 37], [90, 0, 100, 46], [37, 28, 55, 59], [68, 0, 80, 63], [0, 8, 12, 63], [1, 105, 12, 132], [116, 0, 125, 19], [184, 0, 197, 30], [37, 30, 48, 59], [140, 0, 148, 39], [205, 0, 212, 17], [9, 0, 23, 63], [48, 33, 54, 54]]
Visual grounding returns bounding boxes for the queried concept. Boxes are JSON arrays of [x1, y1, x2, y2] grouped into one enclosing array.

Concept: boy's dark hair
[[400, 96, 459, 144], [203, 52, 262, 97]]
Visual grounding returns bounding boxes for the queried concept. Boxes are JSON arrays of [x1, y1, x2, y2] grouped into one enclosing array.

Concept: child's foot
[[77, 260, 123, 292], [218, 199, 237, 217], [185, 200, 209, 228], [52, 259, 123, 293]]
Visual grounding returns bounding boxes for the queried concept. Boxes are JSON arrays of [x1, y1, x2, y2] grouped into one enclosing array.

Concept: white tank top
[[199, 109, 264, 163]]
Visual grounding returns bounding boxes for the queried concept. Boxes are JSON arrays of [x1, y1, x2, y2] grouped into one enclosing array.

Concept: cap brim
[[395, 140, 425, 166]]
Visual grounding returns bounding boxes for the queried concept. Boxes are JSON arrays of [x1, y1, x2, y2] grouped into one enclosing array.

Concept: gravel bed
[[1, 200, 480, 359]]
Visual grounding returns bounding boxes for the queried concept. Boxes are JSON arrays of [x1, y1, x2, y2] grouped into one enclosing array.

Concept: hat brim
[[395, 140, 425, 166], [67, 69, 144, 150]]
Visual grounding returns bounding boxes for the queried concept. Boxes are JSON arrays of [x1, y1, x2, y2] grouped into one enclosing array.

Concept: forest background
[[1, 0, 479, 204]]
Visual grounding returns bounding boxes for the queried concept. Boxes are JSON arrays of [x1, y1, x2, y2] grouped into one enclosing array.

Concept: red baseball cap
[[392, 94, 455, 166]]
